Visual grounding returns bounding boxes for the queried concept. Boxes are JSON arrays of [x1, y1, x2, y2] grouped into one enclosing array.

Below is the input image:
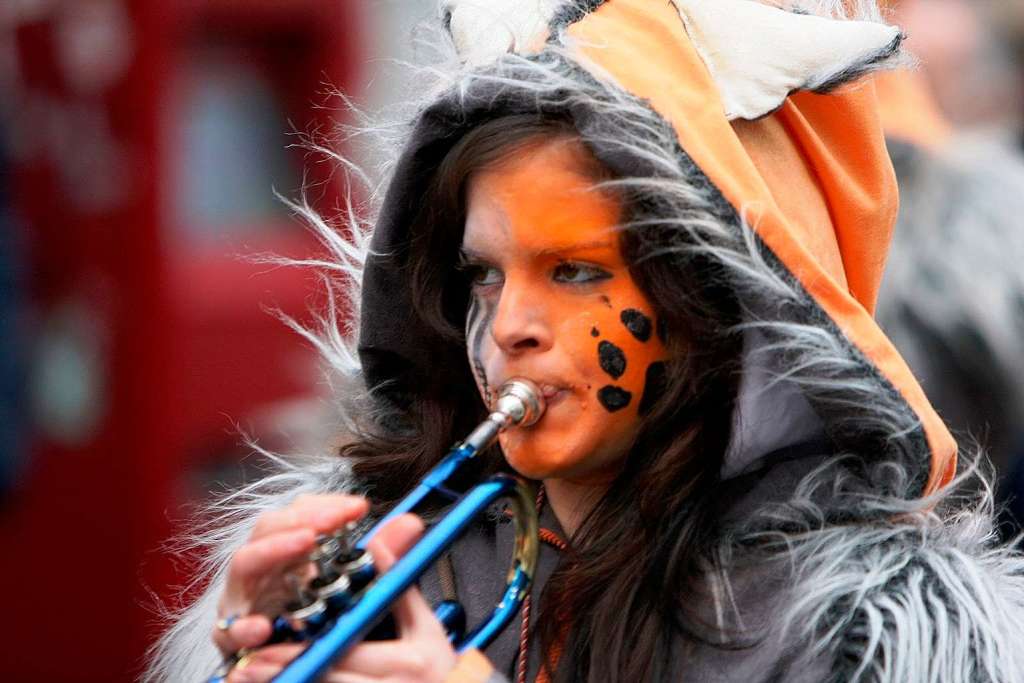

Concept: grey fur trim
[[755, 461, 1024, 681]]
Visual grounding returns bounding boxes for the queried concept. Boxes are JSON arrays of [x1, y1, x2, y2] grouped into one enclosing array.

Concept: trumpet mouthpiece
[[462, 378, 546, 453], [494, 378, 545, 427]]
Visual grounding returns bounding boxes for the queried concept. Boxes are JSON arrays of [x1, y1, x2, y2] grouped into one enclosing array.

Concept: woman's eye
[[468, 265, 503, 286], [552, 262, 612, 284]]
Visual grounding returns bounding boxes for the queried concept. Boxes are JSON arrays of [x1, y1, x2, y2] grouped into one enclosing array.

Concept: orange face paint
[[461, 138, 668, 483]]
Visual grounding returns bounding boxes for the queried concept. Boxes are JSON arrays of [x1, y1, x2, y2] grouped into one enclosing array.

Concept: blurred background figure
[[876, 0, 1024, 541], [890, 0, 1022, 137], [981, 1, 1024, 152], [3, 1, 1024, 681]]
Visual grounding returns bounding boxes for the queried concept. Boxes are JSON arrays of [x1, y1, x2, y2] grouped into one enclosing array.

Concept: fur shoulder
[[776, 492, 1024, 681]]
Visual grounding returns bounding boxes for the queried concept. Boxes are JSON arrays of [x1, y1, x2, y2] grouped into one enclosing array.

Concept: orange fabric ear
[[567, 0, 956, 493], [874, 69, 953, 150], [772, 88, 898, 315], [730, 115, 849, 294]]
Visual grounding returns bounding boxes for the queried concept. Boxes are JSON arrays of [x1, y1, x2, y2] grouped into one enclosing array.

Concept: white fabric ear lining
[[444, 0, 564, 66], [671, 0, 902, 120], [444, 0, 902, 120]]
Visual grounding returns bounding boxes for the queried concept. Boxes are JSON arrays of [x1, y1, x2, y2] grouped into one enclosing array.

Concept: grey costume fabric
[[144, 2, 1024, 681]]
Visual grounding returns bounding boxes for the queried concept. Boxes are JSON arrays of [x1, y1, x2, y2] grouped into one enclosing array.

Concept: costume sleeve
[[444, 649, 509, 683]]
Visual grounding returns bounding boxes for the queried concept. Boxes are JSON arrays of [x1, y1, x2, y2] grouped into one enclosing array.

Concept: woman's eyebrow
[[536, 240, 616, 257], [460, 240, 616, 261]]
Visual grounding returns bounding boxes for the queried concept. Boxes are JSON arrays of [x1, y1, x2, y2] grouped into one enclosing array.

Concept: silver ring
[[216, 613, 241, 632]]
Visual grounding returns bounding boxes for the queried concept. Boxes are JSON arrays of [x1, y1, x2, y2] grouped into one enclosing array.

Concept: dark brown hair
[[341, 113, 742, 681]]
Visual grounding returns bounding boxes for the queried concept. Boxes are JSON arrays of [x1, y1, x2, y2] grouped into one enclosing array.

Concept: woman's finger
[[239, 642, 305, 665], [224, 647, 387, 683], [222, 528, 316, 607], [322, 673, 378, 683], [390, 573, 443, 640], [251, 495, 369, 541], [336, 640, 430, 676], [211, 614, 273, 657], [224, 643, 393, 683], [223, 643, 307, 683], [366, 513, 425, 572], [226, 662, 280, 683], [389, 577, 443, 642], [226, 643, 412, 682]]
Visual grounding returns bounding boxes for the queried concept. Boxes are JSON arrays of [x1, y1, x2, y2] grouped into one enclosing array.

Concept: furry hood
[[358, 0, 955, 495]]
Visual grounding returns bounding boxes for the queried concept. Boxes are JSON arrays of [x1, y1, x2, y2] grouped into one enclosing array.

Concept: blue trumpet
[[209, 379, 545, 683]]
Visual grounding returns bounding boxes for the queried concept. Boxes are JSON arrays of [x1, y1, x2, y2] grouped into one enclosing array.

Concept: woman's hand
[[212, 494, 459, 683]]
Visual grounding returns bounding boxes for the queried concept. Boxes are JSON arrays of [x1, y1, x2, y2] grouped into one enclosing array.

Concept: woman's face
[[461, 138, 668, 483]]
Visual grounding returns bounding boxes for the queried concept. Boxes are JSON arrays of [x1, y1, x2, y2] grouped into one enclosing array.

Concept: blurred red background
[[2, 1, 361, 679]]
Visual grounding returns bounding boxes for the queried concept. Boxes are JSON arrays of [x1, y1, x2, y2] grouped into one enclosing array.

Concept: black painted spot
[[597, 386, 631, 412], [597, 340, 626, 379], [620, 309, 652, 342], [599, 295, 612, 309], [656, 318, 667, 344], [590, 327, 600, 338], [638, 361, 667, 416]]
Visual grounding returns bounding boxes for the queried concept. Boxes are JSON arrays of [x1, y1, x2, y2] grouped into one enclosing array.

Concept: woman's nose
[[490, 278, 553, 354]]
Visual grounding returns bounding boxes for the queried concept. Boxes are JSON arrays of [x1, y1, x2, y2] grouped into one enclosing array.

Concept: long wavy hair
[[340, 113, 743, 681]]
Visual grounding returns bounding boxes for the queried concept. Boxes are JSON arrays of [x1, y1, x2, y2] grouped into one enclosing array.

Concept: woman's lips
[[495, 377, 572, 413], [539, 383, 570, 408]]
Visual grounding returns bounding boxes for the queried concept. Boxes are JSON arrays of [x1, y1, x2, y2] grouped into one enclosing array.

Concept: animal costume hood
[[146, 2, 1024, 682], [360, 0, 955, 494]]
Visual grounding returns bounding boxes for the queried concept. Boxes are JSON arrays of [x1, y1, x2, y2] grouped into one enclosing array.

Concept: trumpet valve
[[281, 572, 329, 637], [310, 545, 377, 608]]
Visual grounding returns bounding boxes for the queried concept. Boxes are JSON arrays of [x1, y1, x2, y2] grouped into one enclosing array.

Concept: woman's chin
[[502, 449, 575, 481]]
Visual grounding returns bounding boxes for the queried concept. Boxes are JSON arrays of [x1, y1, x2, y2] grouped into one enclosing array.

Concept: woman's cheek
[[580, 306, 667, 418]]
